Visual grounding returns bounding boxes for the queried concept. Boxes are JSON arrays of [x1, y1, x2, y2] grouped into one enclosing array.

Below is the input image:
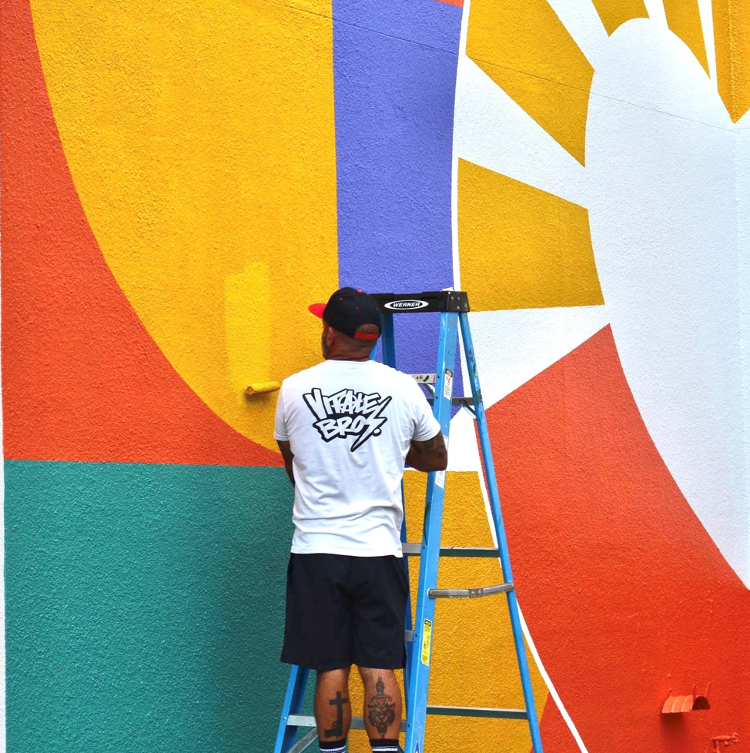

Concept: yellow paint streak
[[663, 0, 710, 74], [458, 160, 604, 311], [31, 0, 339, 450], [714, 0, 750, 122], [348, 471, 549, 752], [466, 0, 593, 164], [590, 0, 649, 36]]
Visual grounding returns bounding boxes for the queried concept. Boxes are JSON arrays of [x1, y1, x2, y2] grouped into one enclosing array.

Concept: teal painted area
[[5, 460, 298, 752]]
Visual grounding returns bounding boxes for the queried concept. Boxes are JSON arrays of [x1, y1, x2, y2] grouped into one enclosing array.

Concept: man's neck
[[326, 355, 370, 362]]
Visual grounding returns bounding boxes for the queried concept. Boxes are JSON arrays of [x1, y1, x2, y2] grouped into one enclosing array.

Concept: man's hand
[[405, 432, 447, 472], [277, 440, 295, 486]]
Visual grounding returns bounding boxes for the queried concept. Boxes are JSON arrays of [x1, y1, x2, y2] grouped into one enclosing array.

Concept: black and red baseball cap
[[309, 287, 382, 341]]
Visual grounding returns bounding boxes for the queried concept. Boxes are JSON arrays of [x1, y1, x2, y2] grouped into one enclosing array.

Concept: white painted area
[[450, 0, 472, 292], [734, 124, 750, 585], [454, 8, 750, 586], [586, 19, 748, 586], [468, 307, 609, 409], [643, 0, 667, 27], [697, 0, 718, 85], [590, 18, 727, 127], [545, 0, 609, 68], [447, 409, 481, 472], [454, 57, 589, 207]]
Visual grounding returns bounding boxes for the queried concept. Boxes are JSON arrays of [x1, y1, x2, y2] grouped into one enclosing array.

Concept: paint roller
[[245, 381, 281, 397]]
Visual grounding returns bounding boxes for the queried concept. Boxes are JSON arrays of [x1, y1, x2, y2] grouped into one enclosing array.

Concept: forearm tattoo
[[367, 677, 396, 738], [324, 691, 349, 739]]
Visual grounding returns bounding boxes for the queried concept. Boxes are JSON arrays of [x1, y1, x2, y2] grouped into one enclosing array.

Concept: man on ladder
[[274, 287, 448, 753]]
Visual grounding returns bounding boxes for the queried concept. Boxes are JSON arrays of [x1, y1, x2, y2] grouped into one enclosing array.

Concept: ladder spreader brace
[[274, 290, 544, 753]]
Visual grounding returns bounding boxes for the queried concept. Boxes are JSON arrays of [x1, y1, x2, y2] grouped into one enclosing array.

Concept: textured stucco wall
[[1, 0, 749, 752]]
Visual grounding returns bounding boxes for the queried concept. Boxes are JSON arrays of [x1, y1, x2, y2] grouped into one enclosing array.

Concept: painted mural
[[1, 0, 748, 751]]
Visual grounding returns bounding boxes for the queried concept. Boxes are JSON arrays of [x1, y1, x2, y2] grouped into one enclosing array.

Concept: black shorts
[[281, 553, 409, 672]]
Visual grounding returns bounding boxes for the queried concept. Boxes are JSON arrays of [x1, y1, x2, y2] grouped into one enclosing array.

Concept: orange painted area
[[466, 0, 593, 165], [0, 0, 280, 466], [713, 0, 750, 122], [458, 159, 604, 311], [662, 0, 709, 75], [590, 0, 648, 36], [485, 327, 749, 752]]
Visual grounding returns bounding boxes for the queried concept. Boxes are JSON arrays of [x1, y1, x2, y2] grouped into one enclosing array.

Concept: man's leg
[[359, 667, 402, 751], [315, 666, 352, 751]]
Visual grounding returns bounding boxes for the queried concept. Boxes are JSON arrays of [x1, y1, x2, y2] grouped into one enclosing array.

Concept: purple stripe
[[333, 0, 463, 380]]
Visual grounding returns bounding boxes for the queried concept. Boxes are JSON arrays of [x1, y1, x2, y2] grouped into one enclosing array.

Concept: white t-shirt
[[274, 359, 441, 557]]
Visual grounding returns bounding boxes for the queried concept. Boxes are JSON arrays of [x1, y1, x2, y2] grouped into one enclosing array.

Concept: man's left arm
[[277, 440, 295, 487]]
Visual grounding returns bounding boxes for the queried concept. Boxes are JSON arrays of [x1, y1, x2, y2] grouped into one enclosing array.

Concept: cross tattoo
[[324, 691, 349, 738]]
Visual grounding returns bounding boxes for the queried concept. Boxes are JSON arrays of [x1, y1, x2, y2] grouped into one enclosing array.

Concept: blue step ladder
[[274, 290, 544, 753]]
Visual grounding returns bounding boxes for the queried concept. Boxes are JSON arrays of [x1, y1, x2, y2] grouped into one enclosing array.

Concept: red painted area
[[534, 696, 581, 753], [0, 0, 280, 467], [433, 0, 463, 6], [488, 327, 749, 752]]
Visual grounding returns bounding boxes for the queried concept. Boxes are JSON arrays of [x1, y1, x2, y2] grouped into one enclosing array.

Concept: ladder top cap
[[371, 290, 470, 314]]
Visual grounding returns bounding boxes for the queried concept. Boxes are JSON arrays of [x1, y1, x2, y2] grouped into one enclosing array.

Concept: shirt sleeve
[[411, 380, 442, 442], [273, 385, 288, 441]]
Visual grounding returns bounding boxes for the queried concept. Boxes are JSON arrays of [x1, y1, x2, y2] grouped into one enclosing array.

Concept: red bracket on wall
[[661, 683, 711, 713]]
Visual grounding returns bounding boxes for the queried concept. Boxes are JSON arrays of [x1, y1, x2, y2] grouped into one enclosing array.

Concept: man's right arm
[[406, 431, 447, 472]]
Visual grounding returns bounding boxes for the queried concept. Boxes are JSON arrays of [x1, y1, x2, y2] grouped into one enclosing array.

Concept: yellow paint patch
[[590, 0, 649, 36], [713, 0, 750, 122], [663, 0, 709, 75], [458, 159, 604, 311], [466, 0, 593, 164], [31, 0, 339, 451]]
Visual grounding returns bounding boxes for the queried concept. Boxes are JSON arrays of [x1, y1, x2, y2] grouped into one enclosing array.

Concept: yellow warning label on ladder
[[421, 620, 432, 665]]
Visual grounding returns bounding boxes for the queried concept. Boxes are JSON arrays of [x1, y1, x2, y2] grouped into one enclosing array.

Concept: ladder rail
[[381, 312, 414, 707], [274, 293, 544, 753], [404, 310, 457, 753], [459, 312, 544, 753], [274, 665, 311, 753]]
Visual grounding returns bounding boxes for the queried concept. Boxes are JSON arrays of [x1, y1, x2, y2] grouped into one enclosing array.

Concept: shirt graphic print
[[274, 358, 442, 556], [303, 387, 391, 451]]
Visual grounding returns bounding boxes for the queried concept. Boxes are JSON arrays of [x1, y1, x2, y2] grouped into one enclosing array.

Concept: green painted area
[[5, 460, 298, 752]]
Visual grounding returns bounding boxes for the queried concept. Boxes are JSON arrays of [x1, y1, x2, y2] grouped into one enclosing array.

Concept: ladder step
[[427, 705, 528, 720], [402, 543, 499, 558], [287, 715, 407, 732], [429, 582, 514, 599], [288, 729, 318, 753]]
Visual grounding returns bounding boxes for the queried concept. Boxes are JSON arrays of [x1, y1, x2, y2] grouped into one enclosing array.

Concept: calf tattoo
[[367, 677, 396, 738], [324, 691, 349, 739]]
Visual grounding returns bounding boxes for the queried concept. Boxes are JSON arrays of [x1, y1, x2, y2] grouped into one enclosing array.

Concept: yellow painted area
[[348, 471, 549, 753], [458, 159, 604, 311], [31, 0, 339, 450], [590, 0, 649, 36], [662, 0, 710, 75], [714, 0, 750, 122], [466, 0, 593, 164]]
